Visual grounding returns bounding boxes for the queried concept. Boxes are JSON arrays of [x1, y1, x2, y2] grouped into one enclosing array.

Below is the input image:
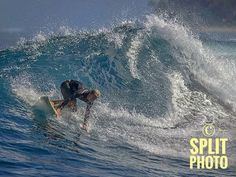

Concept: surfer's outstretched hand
[[80, 123, 88, 132]]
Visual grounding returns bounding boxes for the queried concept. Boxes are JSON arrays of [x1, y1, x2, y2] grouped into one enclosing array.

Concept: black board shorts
[[60, 80, 75, 101]]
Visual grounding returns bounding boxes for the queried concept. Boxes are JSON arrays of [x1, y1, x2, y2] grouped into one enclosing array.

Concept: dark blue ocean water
[[0, 15, 236, 176]]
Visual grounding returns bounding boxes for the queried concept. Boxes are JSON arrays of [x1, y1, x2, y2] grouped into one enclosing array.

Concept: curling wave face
[[0, 14, 236, 176]]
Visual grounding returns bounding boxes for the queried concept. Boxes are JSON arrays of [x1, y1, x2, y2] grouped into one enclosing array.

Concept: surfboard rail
[[40, 96, 63, 116]]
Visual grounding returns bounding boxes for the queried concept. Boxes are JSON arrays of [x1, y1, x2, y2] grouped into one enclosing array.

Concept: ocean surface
[[0, 14, 236, 176]]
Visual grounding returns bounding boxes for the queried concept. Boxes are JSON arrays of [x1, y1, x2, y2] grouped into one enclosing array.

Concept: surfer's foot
[[56, 108, 62, 118]]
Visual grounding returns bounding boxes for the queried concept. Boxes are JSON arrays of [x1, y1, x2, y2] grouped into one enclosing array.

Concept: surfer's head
[[87, 89, 101, 102]]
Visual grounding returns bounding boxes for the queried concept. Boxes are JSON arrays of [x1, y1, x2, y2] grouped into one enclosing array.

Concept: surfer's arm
[[84, 102, 93, 125]]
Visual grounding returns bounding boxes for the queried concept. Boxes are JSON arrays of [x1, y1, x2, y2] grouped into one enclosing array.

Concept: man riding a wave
[[56, 80, 101, 130]]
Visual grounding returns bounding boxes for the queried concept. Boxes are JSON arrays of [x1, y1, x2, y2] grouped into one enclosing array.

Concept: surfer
[[56, 80, 101, 130]]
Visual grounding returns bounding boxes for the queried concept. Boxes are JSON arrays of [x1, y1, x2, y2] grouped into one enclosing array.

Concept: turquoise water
[[0, 14, 236, 176]]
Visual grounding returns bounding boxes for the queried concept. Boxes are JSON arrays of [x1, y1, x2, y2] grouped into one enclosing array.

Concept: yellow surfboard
[[40, 96, 63, 116]]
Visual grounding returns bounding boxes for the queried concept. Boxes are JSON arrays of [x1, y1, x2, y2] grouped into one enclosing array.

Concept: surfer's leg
[[68, 99, 77, 112]]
